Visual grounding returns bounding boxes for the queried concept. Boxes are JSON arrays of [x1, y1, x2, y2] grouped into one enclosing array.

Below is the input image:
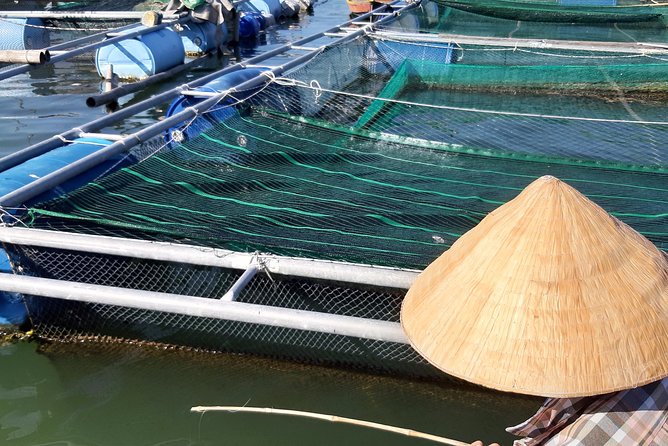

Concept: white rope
[[0, 207, 29, 227], [264, 72, 324, 100], [613, 22, 640, 44], [275, 76, 668, 126]]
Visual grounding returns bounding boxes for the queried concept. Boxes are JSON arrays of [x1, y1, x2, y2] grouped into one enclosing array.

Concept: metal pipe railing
[[0, 11, 181, 20], [373, 30, 668, 54], [0, 273, 410, 344], [0, 227, 419, 289], [85, 51, 217, 108]]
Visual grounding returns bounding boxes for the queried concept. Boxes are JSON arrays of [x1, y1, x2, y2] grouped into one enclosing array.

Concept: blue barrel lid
[[239, 13, 263, 39]]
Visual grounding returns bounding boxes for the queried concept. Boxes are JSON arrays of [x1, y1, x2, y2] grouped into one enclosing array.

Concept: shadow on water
[[0, 340, 540, 445]]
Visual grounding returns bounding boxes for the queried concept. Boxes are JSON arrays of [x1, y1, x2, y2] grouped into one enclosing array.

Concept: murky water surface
[[0, 340, 540, 445]]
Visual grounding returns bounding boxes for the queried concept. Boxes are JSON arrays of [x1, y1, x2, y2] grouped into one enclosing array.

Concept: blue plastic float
[[166, 67, 270, 142], [178, 21, 229, 55], [0, 138, 114, 201], [95, 26, 185, 79], [249, 0, 283, 19], [0, 137, 114, 326], [0, 18, 50, 50]]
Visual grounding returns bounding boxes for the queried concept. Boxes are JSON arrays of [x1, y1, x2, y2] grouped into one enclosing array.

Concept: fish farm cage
[[0, 0, 667, 378]]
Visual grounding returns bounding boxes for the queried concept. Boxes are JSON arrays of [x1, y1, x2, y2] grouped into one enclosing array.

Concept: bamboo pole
[[190, 406, 471, 446]]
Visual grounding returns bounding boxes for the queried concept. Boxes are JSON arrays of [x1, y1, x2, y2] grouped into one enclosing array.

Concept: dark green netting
[[396, 59, 668, 92], [23, 108, 668, 269], [433, 0, 665, 23], [386, 3, 668, 44], [357, 59, 668, 127], [19, 35, 668, 270]]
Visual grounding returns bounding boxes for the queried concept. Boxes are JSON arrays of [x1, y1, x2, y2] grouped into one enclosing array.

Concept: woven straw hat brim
[[401, 176, 668, 398]]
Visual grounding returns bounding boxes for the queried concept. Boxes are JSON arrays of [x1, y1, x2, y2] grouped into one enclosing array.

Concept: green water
[[0, 340, 540, 445]]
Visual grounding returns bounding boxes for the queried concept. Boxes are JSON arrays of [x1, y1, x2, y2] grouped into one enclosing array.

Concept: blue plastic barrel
[[395, 13, 420, 32], [239, 13, 264, 38], [0, 18, 50, 50], [178, 22, 228, 55], [420, 1, 440, 27], [248, 0, 282, 19], [0, 137, 113, 199], [95, 26, 185, 80], [166, 68, 270, 142]]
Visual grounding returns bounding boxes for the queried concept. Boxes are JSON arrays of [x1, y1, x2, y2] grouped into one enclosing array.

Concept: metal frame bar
[[0, 273, 409, 344], [0, 227, 419, 289], [0, 1, 416, 208], [0, 11, 182, 20], [221, 264, 259, 301], [0, 2, 404, 175], [372, 30, 668, 54]]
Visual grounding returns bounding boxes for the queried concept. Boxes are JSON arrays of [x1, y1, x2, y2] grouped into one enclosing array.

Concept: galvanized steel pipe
[[0, 50, 50, 64], [0, 273, 410, 344], [0, 227, 419, 289]]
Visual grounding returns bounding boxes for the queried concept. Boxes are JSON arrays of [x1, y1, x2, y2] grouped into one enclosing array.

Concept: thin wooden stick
[[190, 405, 471, 446]]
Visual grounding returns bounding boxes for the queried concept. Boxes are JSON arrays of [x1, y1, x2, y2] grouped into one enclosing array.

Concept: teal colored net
[[380, 1, 668, 44], [19, 34, 668, 270]]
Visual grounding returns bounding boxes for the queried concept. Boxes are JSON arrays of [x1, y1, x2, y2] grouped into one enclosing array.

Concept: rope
[[0, 207, 29, 227], [190, 405, 472, 446], [276, 77, 668, 126]]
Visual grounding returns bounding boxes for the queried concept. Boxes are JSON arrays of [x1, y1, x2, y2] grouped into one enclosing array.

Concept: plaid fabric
[[507, 377, 668, 445]]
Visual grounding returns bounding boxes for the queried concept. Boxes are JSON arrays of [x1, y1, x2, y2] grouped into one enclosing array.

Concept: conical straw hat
[[401, 175, 668, 398]]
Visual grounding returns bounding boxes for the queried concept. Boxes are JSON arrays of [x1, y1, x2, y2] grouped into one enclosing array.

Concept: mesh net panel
[[6, 32, 667, 371], [380, 3, 668, 44], [5, 245, 436, 377], [19, 34, 668, 266], [430, 0, 666, 24]]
